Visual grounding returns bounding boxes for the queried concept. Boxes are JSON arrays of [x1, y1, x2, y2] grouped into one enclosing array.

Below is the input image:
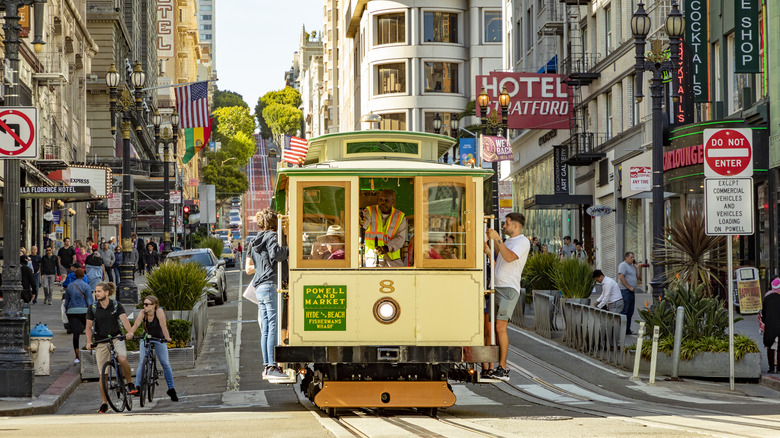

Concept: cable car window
[[346, 141, 419, 155], [358, 178, 414, 267], [416, 177, 475, 268], [297, 181, 351, 268]]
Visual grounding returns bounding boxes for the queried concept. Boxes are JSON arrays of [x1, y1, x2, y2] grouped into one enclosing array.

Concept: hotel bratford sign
[[476, 72, 571, 130]]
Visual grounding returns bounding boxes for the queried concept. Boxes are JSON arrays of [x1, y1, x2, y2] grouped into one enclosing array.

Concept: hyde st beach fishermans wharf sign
[[476, 72, 571, 129], [304, 285, 347, 331]]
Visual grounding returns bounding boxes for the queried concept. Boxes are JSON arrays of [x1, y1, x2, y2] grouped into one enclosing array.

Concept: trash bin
[[30, 323, 56, 376]]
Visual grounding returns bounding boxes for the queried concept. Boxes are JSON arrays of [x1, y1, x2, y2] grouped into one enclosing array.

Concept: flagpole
[[141, 78, 219, 92]]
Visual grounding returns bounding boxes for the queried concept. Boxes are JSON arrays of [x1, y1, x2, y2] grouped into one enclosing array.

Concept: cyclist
[[85, 282, 136, 413], [129, 295, 178, 401]]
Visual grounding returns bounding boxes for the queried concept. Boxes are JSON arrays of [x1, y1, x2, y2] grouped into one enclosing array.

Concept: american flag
[[283, 135, 309, 165], [175, 81, 210, 129]]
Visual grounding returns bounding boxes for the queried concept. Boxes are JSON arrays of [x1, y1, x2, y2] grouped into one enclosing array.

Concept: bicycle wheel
[[148, 356, 158, 402], [138, 359, 146, 408], [121, 368, 133, 411], [102, 361, 125, 413]]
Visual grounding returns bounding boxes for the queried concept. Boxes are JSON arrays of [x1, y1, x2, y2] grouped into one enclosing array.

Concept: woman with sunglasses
[[129, 295, 178, 401]]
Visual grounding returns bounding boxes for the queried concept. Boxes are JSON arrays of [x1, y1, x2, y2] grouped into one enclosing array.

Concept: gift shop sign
[[476, 72, 570, 130]]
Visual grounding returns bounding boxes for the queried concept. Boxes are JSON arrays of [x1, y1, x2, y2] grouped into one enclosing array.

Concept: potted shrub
[[524, 252, 560, 292], [143, 260, 208, 320], [551, 258, 595, 302], [199, 236, 226, 259]]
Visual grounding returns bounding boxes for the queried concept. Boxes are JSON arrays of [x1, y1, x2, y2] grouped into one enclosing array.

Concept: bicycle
[[91, 335, 133, 412], [138, 334, 165, 407]]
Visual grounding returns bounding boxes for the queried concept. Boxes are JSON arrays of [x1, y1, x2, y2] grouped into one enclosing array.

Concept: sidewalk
[[0, 275, 146, 416]]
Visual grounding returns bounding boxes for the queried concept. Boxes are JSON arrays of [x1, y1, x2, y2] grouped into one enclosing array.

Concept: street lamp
[[153, 110, 180, 259], [632, 0, 684, 303], [451, 113, 460, 163], [107, 61, 146, 305], [0, 0, 46, 398], [476, 86, 510, 223], [433, 113, 442, 134]]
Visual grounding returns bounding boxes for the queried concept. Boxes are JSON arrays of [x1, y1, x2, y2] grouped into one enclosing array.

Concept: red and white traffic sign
[[0, 107, 37, 159], [703, 128, 753, 177]]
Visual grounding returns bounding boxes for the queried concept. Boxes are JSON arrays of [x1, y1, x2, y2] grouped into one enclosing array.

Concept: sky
[[215, 0, 324, 110]]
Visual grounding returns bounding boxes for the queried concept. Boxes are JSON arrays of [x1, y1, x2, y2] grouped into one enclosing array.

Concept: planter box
[[163, 293, 208, 358], [624, 350, 761, 379], [79, 345, 195, 380]]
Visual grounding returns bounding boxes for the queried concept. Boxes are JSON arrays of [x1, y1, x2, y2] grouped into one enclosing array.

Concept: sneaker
[[167, 388, 179, 402], [262, 366, 270, 379], [491, 366, 511, 382], [74, 358, 80, 365], [266, 367, 288, 379], [480, 369, 494, 379], [98, 403, 108, 414], [127, 383, 138, 395]]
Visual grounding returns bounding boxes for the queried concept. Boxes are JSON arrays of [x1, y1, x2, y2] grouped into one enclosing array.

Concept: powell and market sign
[[685, 0, 761, 102]]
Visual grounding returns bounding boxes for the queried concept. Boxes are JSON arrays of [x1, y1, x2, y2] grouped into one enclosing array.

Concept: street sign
[[629, 166, 651, 191], [0, 107, 37, 158], [43, 211, 54, 221], [703, 128, 753, 177], [170, 190, 181, 204], [109, 209, 122, 225], [704, 178, 754, 235], [586, 205, 615, 217], [498, 180, 512, 218], [108, 193, 121, 209]]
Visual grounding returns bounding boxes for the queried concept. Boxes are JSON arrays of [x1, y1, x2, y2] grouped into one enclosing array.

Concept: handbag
[[243, 283, 258, 304]]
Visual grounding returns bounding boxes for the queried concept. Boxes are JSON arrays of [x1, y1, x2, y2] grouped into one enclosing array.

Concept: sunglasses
[[143, 303, 153, 307]]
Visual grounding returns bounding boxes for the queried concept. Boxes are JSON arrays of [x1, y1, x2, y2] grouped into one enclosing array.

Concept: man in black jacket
[[40, 246, 59, 305], [20, 255, 36, 303]]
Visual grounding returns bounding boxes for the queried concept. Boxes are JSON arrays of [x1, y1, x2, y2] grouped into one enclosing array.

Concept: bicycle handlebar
[[144, 335, 167, 343], [89, 334, 126, 349]]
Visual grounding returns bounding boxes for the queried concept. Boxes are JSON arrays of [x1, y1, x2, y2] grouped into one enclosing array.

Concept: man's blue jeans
[[620, 289, 635, 334], [256, 283, 278, 366], [136, 340, 175, 389]]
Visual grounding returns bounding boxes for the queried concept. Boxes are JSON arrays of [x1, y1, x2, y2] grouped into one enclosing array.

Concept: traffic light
[[183, 206, 191, 225]]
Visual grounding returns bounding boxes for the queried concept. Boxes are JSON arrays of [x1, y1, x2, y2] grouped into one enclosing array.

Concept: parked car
[[166, 248, 227, 305], [222, 246, 236, 267]]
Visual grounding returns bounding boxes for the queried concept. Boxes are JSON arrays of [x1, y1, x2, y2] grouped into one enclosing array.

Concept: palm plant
[[523, 252, 560, 291], [653, 209, 727, 293], [142, 260, 208, 310], [551, 258, 595, 299]]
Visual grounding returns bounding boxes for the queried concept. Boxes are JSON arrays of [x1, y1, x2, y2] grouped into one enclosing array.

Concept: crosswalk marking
[[516, 384, 592, 405], [556, 384, 632, 404], [450, 384, 501, 405]]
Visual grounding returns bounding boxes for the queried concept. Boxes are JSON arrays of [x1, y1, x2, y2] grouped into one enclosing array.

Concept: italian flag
[[182, 118, 213, 164]]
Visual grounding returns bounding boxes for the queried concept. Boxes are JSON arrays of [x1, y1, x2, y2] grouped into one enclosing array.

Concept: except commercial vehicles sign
[[476, 72, 570, 129], [703, 128, 753, 177], [704, 178, 753, 235]]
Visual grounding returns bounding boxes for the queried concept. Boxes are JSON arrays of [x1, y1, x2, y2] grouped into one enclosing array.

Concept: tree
[[262, 103, 303, 137], [254, 98, 273, 139], [212, 106, 255, 144], [201, 163, 249, 203], [261, 87, 302, 108], [214, 90, 249, 109], [204, 131, 255, 167]]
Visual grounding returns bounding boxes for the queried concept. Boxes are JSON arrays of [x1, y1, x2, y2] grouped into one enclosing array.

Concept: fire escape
[[560, 2, 603, 166]]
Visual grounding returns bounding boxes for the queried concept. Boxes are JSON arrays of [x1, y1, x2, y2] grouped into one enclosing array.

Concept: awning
[[537, 55, 558, 73], [20, 185, 97, 201], [523, 194, 592, 210]]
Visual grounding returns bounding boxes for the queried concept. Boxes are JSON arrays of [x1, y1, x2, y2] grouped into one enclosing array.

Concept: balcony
[[32, 51, 70, 84], [562, 132, 606, 166], [539, 0, 565, 36], [561, 54, 600, 86], [35, 143, 72, 172]]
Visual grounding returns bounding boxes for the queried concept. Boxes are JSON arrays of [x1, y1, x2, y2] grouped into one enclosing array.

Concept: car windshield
[[222, 248, 232, 255], [169, 252, 214, 267]]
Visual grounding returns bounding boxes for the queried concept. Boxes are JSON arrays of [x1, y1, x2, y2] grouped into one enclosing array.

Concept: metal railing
[[40, 143, 72, 161], [561, 54, 601, 76], [94, 157, 172, 178], [508, 288, 527, 329], [533, 290, 559, 338], [562, 301, 626, 366]]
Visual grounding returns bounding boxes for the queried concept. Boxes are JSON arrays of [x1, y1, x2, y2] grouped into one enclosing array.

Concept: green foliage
[[212, 106, 256, 144], [142, 261, 208, 310], [214, 90, 249, 109], [198, 236, 225, 259], [551, 258, 595, 299], [640, 334, 759, 361], [201, 164, 249, 202], [188, 225, 211, 249], [523, 252, 560, 291], [167, 319, 192, 348], [653, 209, 727, 292], [123, 324, 145, 351], [254, 98, 272, 139], [262, 87, 303, 108], [263, 103, 303, 137]]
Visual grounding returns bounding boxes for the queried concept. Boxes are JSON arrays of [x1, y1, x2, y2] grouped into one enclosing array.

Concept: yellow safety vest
[[364, 205, 404, 260]]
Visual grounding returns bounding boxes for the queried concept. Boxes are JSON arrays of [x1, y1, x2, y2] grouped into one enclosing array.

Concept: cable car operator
[[361, 189, 408, 267]]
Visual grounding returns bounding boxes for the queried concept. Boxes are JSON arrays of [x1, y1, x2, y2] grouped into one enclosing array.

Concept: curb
[[760, 374, 780, 392], [0, 366, 82, 416]]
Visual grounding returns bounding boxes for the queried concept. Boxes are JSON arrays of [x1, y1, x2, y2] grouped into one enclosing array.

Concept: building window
[[376, 62, 406, 95], [605, 91, 613, 138], [376, 13, 405, 45], [200, 24, 212, 30], [485, 11, 502, 43], [598, 159, 609, 187], [203, 34, 212, 40], [200, 5, 212, 11], [424, 62, 458, 93], [524, 8, 532, 51], [604, 6, 612, 54], [423, 12, 458, 43], [202, 14, 212, 20], [515, 19, 522, 59], [582, 26, 589, 56], [379, 113, 407, 131]]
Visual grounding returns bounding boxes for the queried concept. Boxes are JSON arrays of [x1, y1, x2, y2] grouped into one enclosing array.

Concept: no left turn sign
[[0, 107, 37, 159], [703, 128, 753, 178]]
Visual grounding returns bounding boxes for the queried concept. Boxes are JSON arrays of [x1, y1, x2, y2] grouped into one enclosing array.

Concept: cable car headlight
[[373, 298, 400, 324]]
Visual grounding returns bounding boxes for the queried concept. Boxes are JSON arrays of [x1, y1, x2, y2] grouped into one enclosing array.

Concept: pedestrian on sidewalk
[[618, 252, 639, 335], [30, 245, 42, 303], [99, 242, 115, 283], [113, 245, 123, 285], [40, 246, 59, 305], [85, 245, 106, 290], [247, 208, 289, 380], [593, 270, 624, 313], [64, 268, 93, 364], [761, 277, 780, 373], [134, 233, 146, 275], [129, 295, 178, 401], [143, 243, 160, 273], [86, 282, 136, 414], [482, 212, 531, 382], [20, 255, 36, 304], [58, 238, 76, 280]]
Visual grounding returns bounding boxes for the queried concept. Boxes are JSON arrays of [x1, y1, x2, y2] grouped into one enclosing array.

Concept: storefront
[[665, 120, 771, 291]]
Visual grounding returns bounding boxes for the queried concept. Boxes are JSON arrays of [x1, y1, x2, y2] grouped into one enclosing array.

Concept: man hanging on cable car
[[361, 189, 408, 267]]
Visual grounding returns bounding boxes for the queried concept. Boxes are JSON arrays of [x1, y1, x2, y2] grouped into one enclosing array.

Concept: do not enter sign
[[703, 128, 753, 177]]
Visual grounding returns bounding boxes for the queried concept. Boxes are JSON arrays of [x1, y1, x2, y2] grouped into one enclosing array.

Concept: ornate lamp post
[[477, 86, 511, 222], [153, 110, 180, 259], [432, 113, 442, 134], [631, 0, 684, 302], [0, 0, 46, 398], [451, 113, 460, 163], [106, 61, 146, 304]]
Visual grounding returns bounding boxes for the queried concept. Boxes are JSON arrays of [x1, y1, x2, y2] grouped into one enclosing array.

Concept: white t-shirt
[[495, 234, 531, 292]]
